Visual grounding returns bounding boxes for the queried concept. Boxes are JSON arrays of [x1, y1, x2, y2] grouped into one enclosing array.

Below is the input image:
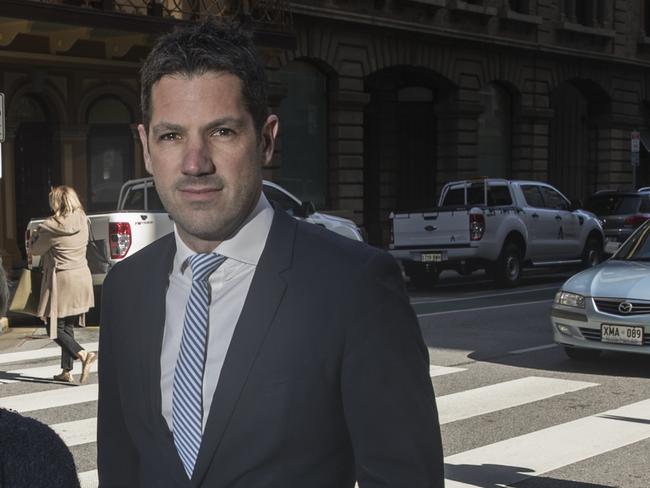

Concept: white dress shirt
[[161, 193, 274, 432]]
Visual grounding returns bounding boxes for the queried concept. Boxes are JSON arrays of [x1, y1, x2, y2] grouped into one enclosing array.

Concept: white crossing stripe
[[51, 417, 97, 447], [0, 384, 98, 412], [1, 360, 98, 384], [0, 342, 99, 365], [429, 365, 466, 377], [437, 376, 597, 425], [78, 470, 98, 488], [445, 398, 650, 487], [509, 343, 557, 354]]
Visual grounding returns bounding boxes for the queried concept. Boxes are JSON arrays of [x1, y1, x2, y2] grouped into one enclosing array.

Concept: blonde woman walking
[[30, 186, 96, 383]]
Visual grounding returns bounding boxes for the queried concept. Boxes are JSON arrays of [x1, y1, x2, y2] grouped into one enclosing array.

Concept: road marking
[[51, 417, 97, 447], [410, 286, 559, 305], [78, 470, 98, 488], [437, 376, 597, 425], [430, 365, 466, 377], [416, 299, 553, 318], [445, 398, 650, 487], [509, 343, 557, 354], [1, 360, 98, 384], [0, 384, 98, 412], [0, 342, 99, 365]]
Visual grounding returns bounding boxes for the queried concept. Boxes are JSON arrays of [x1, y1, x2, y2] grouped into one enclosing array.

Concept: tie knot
[[188, 253, 226, 282]]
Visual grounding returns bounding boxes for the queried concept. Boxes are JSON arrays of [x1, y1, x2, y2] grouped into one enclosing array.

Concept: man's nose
[[181, 136, 214, 176]]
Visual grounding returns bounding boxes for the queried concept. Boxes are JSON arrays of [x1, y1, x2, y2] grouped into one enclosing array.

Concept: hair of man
[[140, 18, 269, 135]]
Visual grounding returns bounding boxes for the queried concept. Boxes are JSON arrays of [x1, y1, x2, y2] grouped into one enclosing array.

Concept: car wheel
[[493, 243, 522, 287], [581, 236, 602, 269], [564, 346, 601, 360]]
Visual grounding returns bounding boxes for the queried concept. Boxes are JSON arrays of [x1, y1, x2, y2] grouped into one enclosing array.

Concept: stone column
[[435, 100, 483, 192], [328, 90, 370, 226], [0, 126, 21, 269], [58, 125, 89, 206], [131, 124, 145, 179], [511, 106, 554, 182]]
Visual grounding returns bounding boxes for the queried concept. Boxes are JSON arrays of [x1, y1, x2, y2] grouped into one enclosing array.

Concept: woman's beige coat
[[30, 209, 94, 339]]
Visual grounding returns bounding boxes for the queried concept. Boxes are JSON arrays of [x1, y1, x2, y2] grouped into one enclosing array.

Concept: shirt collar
[[173, 192, 274, 274]]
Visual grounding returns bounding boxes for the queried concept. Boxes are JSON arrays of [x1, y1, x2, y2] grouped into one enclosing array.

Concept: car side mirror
[[299, 201, 316, 218], [568, 198, 583, 211]]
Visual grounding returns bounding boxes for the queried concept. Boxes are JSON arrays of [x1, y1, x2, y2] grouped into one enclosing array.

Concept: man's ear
[[260, 115, 279, 166], [138, 124, 153, 175]]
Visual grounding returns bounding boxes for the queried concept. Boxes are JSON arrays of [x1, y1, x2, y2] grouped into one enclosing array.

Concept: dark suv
[[584, 190, 650, 253]]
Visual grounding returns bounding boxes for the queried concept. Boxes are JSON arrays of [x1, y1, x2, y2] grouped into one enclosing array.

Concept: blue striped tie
[[172, 252, 226, 479]]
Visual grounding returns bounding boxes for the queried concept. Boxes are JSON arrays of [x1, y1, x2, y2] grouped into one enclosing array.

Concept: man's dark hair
[[140, 19, 269, 133]]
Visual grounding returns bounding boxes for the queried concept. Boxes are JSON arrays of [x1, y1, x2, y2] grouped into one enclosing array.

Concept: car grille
[[593, 298, 650, 316], [579, 327, 650, 345]]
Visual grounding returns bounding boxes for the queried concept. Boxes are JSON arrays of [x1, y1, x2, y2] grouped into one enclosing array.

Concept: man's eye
[[213, 128, 234, 137], [159, 133, 180, 141]]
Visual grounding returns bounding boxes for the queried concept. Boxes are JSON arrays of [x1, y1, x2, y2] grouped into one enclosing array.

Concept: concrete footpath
[[0, 315, 100, 353]]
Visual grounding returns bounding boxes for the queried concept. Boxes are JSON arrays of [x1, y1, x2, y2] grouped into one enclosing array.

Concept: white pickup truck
[[26, 177, 363, 320], [389, 178, 604, 288]]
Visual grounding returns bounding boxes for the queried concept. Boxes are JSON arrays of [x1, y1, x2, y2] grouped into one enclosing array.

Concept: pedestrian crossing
[[0, 343, 648, 487]]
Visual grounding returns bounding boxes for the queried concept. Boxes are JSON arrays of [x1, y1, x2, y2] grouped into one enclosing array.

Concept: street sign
[[631, 130, 640, 153], [0, 92, 4, 143], [632, 151, 640, 167]]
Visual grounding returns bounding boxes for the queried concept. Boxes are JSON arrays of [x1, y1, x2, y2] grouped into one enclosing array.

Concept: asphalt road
[[1, 266, 649, 487]]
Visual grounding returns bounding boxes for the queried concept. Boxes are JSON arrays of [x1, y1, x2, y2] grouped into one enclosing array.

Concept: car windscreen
[[122, 186, 165, 211], [612, 221, 650, 261], [584, 194, 640, 215], [442, 184, 512, 206]]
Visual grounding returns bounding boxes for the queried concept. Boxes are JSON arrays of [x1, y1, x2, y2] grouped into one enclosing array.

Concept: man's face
[[138, 72, 278, 252]]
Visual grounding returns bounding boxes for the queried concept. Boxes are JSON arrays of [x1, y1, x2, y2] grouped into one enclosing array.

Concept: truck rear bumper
[[390, 246, 483, 264]]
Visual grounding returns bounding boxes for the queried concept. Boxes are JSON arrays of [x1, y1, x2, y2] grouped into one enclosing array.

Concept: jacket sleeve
[[29, 224, 54, 257], [97, 269, 140, 487], [340, 251, 445, 487]]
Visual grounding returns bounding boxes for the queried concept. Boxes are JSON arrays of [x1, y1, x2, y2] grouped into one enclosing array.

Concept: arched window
[[275, 61, 328, 208], [87, 97, 133, 211], [477, 83, 512, 178]]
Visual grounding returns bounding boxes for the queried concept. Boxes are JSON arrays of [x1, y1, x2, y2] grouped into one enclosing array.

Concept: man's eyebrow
[[150, 117, 246, 135], [151, 122, 183, 135]]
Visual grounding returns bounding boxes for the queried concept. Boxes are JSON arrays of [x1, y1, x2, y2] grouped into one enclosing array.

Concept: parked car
[[551, 219, 650, 360], [389, 178, 604, 289], [583, 190, 650, 255]]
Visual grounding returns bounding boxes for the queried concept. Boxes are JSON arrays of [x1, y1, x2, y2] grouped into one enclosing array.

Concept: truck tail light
[[624, 214, 650, 227], [389, 214, 394, 246], [25, 229, 32, 267], [469, 214, 485, 241], [109, 222, 132, 259]]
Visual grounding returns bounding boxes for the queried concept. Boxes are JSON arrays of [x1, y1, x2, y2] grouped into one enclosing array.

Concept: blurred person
[[0, 408, 81, 488], [97, 19, 444, 487], [30, 185, 96, 384]]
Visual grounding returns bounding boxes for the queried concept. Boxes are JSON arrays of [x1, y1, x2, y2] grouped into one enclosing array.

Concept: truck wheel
[[581, 237, 602, 269], [564, 346, 601, 361], [493, 243, 522, 287]]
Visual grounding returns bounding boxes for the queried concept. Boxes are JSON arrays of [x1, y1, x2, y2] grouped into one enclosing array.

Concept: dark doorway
[[14, 122, 60, 258]]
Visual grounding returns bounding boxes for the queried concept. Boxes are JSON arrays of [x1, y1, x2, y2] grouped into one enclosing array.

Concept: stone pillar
[[328, 90, 370, 226], [511, 106, 554, 182], [58, 125, 89, 206], [263, 79, 288, 182], [0, 127, 21, 269], [435, 100, 483, 192], [131, 124, 145, 179]]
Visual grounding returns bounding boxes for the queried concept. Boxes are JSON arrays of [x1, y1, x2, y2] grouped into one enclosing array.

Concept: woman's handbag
[[86, 219, 111, 275], [9, 268, 42, 316]]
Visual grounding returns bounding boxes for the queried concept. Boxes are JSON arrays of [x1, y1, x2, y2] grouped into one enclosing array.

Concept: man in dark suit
[[97, 19, 444, 487]]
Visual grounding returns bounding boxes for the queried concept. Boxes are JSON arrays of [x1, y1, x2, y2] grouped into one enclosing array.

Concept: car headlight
[[554, 291, 585, 308]]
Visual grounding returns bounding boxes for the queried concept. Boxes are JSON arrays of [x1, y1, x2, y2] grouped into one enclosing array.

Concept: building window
[[564, 0, 607, 27], [508, 0, 529, 14], [87, 97, 133, 212], [477, 83, 512, 179]]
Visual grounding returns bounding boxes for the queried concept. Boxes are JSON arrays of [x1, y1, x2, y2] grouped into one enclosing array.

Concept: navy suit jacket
[[97, 207, 444, 487]]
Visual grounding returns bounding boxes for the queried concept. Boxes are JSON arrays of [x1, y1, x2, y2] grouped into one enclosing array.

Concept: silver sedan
[[551, 220, 650, 359]]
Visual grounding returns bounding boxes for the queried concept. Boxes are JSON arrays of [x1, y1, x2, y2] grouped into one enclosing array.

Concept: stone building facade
[[1, 0, 649, 265]]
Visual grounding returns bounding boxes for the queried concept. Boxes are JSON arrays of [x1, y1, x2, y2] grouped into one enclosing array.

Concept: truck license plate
[[421, 252, 446, 263], [601, 324, 643, 346]]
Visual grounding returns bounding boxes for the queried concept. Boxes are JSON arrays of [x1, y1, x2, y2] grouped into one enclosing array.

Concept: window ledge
[[557, 21, 615, 38], [502, 9, 543, 25], [403, 0, 446, 7], [447, 0, 497, 17]]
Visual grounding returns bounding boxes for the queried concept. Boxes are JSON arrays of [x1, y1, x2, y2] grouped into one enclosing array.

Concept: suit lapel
[[193, 209, 296, 485]]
